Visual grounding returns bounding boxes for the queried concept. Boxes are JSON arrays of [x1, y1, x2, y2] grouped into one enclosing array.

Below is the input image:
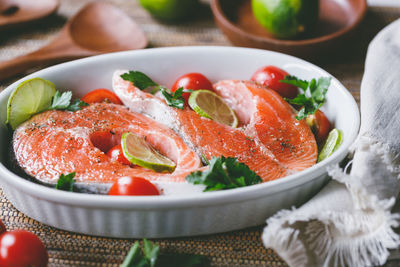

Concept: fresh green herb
[[121, 239, 209, 267], [280, 76, 331, 120], [120, 71, 192, 110], [49, 91, 88, 111], [160, 87, 185, 110], [55, 172, 75, 192], [186, 156, 262, 191], [50, 91, 72, 109], [201, 154, 210, 165], [121, 71, 158, 90], [66, 99, 89, 111]]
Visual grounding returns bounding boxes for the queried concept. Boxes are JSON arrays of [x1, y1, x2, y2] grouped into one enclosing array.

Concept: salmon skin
[[13, 103, 201, 193], [113, 70, 317, 182]]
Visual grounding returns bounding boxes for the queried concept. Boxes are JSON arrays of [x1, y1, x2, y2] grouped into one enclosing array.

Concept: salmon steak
[[12, 103, 201, 193], [112, 71, 318, 182]]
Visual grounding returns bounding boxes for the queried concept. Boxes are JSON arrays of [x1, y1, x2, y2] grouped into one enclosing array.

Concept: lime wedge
[[121, 132, 176, 173], [6, 78, 57, 130], [318, 129, 343, 162], [188, 90, 238, 128]]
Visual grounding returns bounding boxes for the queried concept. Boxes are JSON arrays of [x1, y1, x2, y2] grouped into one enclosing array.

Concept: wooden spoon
[[0, 0, 59, 30], [0, 2, 148, 80]]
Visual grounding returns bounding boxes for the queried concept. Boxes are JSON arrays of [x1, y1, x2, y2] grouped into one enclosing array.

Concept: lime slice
[[6, 78, 57, 130], [121, 132, 176, 173], [188, 90, 238, 128], [318, 129, 343, 162]]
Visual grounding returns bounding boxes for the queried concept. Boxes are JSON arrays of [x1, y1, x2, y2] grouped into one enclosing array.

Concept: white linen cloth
[[262, 19, 400, 267]]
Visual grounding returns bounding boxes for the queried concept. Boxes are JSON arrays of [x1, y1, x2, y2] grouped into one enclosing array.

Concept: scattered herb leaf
[[201, 154, 210, 166], [121, 71, 158, 90], [50, 91, 72, 110], [160, 87, 185, 110], [120, 71, 192, 110], [49, 91, 88, 112], [186, 156, 262, 191], [66, 99, 89, 111], [56, 172, 75, 192], [280, 76, 331, 120], [121, 239, 209, 267], [120, 242, 149, 267]]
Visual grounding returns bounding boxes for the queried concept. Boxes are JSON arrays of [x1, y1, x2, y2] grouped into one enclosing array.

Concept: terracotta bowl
[[210, 0, 367, 60]]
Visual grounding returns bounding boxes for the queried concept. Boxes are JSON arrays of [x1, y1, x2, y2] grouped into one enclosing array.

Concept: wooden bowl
[[210, 0, 367, 60]]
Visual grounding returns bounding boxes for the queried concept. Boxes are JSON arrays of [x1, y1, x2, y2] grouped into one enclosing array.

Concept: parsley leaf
[[49, 91, 88, 112], [186, 156, 262, 191], [280, 76, 331, 120], [160, 87, 185, 110], [120, 241, 149, 267], [121, 239, 209, 267], [120, 71, 158, 90], [56, 172, 75, 192], [67, 99, 89, 111], [120, 70, 192, 110], [50, 91, 72, 109]]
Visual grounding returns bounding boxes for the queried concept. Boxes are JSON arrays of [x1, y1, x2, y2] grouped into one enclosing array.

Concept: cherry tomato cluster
[[0, 219, 48, 267], [81, 89, 160, 196], [172, 68, 331, 144], [84, 69, 331, 197]]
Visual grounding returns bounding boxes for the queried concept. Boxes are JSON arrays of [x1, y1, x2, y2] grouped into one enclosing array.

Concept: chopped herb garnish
[[50, 91, 72, 109], [120, 71, 192, 110], [280, 76, 331, 120], [120, 71, 158, 90], [186, 156, 262, 191], [121, 239, 210, 267], [56, 172, 75, 192], [66, 99, 89, 111], [49, 91, 88, 111], [160, 87, 185, 110], [201, 154, 210, 165]]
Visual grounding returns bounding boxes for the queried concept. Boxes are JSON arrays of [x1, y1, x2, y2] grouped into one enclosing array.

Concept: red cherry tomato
[[81, 89, 123, 104], [0, 230, 48, 267], [90, 131, 119, 153], [0, 219, 5, 235], [107, 145, 131, 165], [306, 109, 331, 144], [171, 73, 213, 103], [251, 66, 298, 99], [108, 177, 160, 196]]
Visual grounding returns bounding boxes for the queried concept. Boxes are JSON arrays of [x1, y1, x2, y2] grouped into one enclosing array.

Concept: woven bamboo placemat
[[0, 1, 399, 266]]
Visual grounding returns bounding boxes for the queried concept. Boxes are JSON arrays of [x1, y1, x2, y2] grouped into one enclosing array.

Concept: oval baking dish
[[0, 47, 359, 238]]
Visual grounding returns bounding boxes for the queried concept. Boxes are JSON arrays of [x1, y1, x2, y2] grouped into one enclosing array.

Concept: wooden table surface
[[0, 1, 399, 266]]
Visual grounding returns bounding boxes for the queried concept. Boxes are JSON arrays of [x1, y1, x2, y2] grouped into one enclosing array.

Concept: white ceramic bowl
[[0, 47, 359, 238]]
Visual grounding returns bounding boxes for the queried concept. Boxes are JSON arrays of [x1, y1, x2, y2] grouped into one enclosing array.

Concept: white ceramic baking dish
[[0, 47, 359, 238]]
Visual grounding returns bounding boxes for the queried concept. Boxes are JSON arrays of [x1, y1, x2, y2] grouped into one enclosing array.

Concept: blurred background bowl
[[210, 0, 367, 60]]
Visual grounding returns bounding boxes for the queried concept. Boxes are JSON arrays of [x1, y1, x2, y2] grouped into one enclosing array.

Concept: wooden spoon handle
[[0, 54, 48, 81]]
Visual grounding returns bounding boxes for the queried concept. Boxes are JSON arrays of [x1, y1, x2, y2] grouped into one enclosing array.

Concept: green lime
[[251, 0, 319, 39], [318, 128, 342, 162], [121, 132, 176, 173], [188, 90, 238, 128], [6, 78, 57, 130], [138, 0, 199, 21]]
